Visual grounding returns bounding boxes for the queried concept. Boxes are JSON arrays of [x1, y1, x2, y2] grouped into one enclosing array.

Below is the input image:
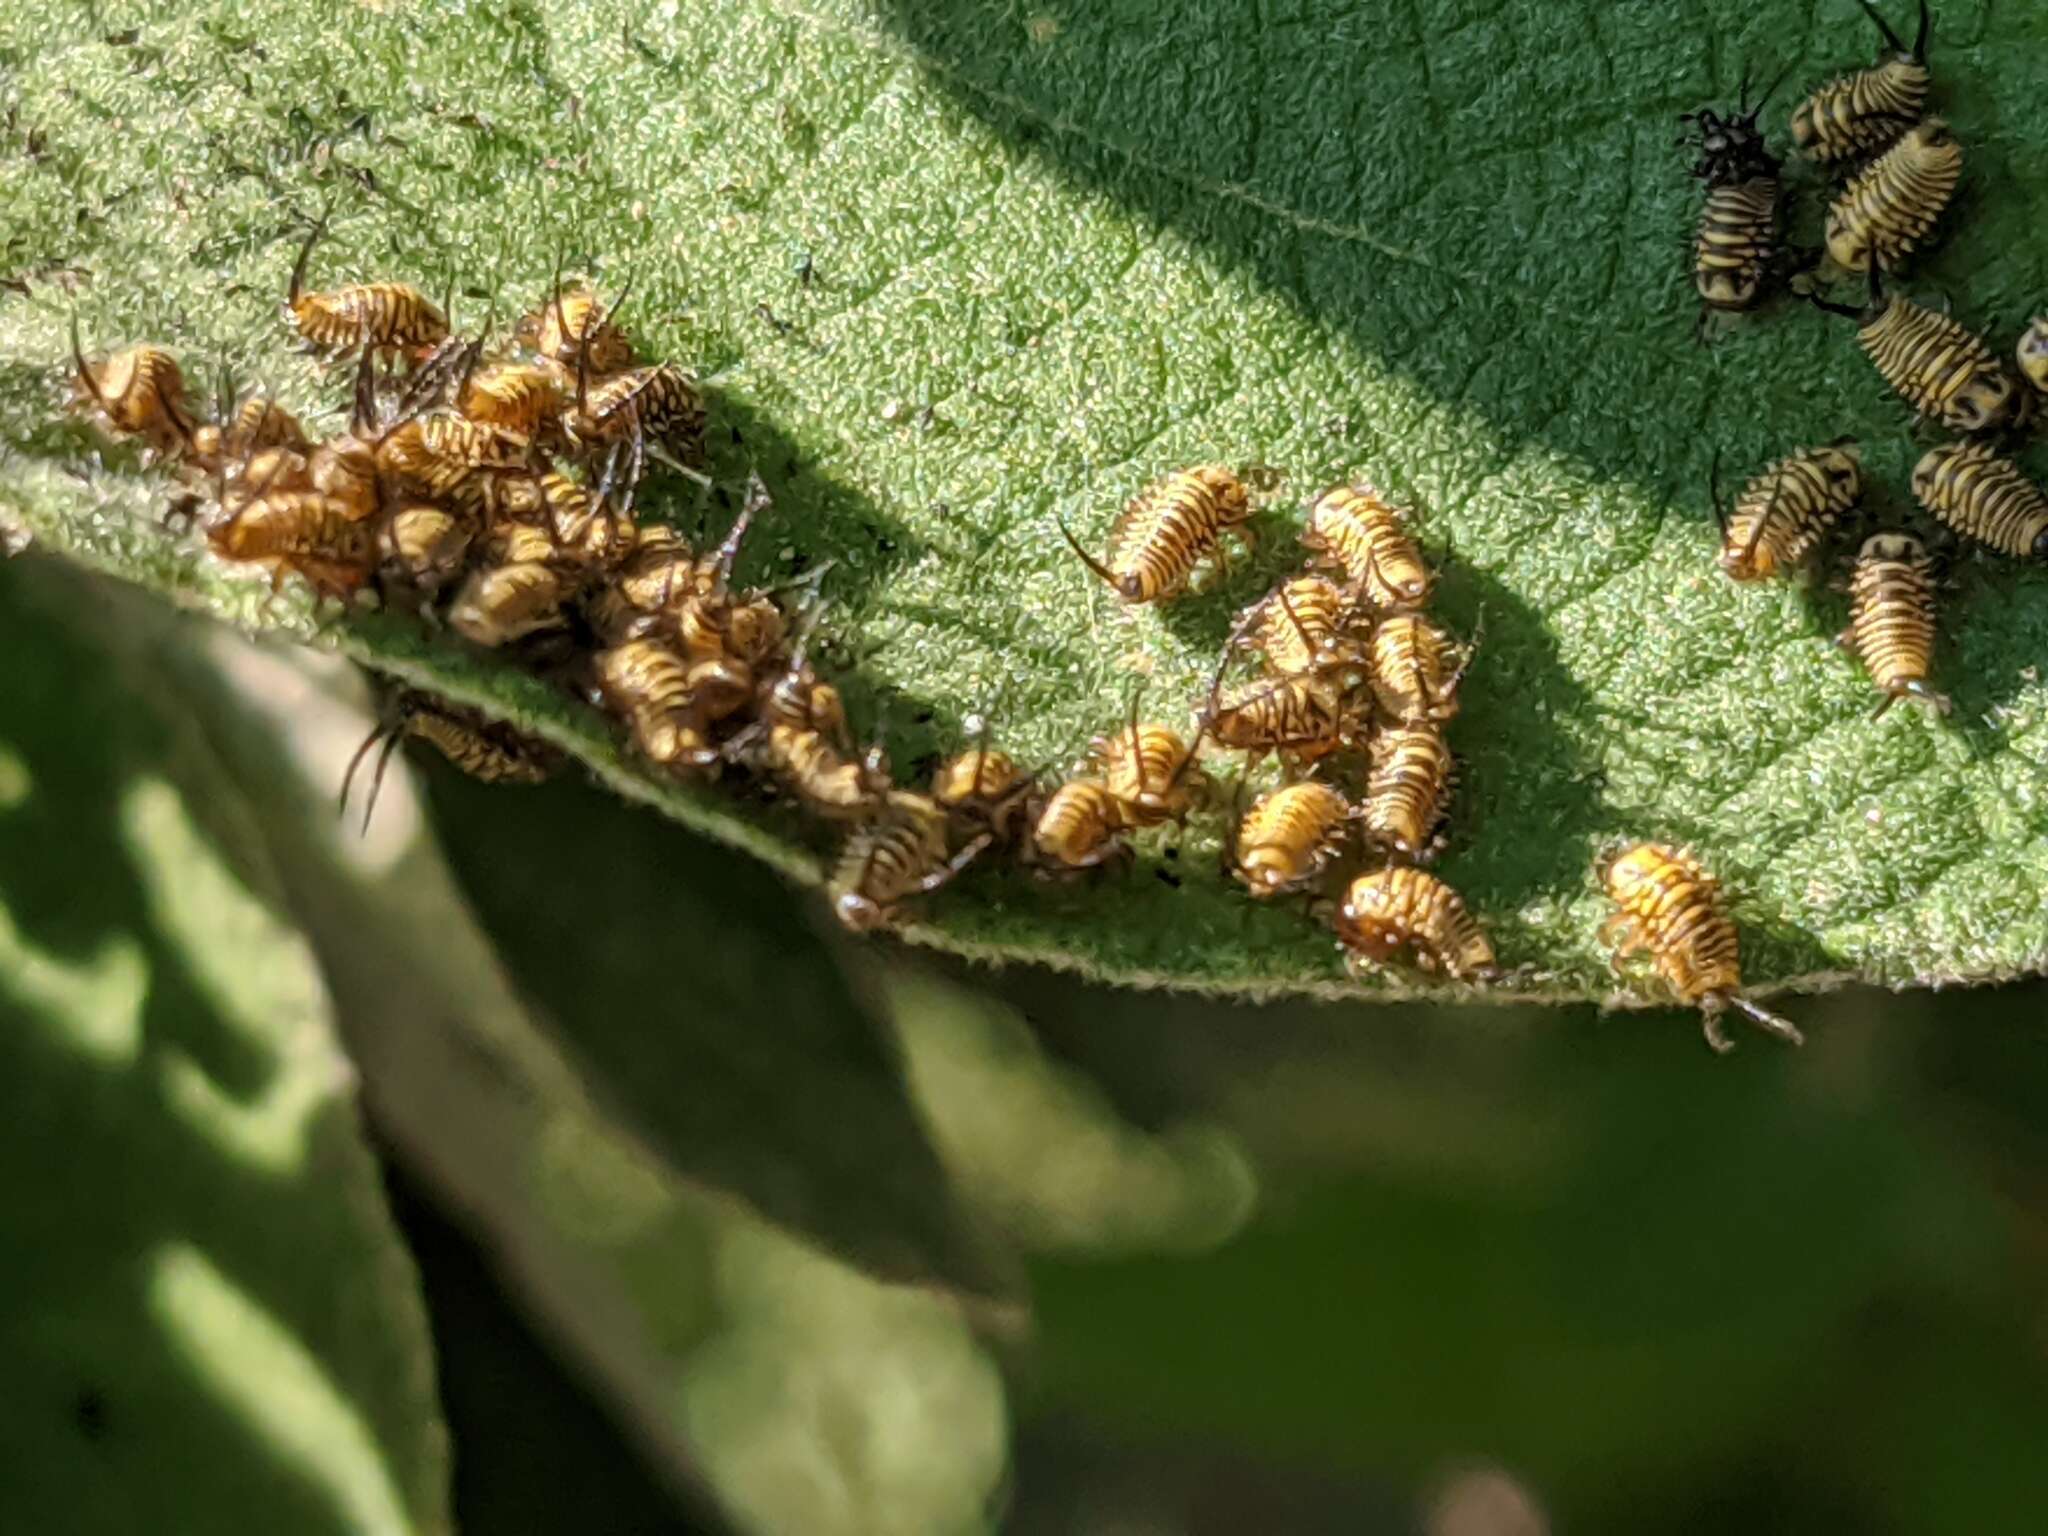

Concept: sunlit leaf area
[[6, 1, 2048, 1531]]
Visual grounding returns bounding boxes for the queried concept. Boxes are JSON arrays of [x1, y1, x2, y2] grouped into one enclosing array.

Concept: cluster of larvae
[[1059, 469, 1489, 979], [1685, 1, 2048, 723], [65, 223, 1012, 923]]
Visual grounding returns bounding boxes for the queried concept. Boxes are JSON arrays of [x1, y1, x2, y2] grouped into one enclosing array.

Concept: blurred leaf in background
[[0, 562, 449, 1535]]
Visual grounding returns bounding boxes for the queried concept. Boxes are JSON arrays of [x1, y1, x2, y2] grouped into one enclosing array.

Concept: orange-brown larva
[[1301, 482, 1433, 611], [1599, 842, 1801, 1054], [1059, 463, 1255, 604], [1333, 868, 1496, 981], [1230, 781, 1353, 899], [1715, 441, 1863, 582]]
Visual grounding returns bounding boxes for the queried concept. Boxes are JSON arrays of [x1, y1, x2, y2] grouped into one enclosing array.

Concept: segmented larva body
[[1791, 0, 1932, 165], [1206, 673, 1363, 763], [759, 660, 848, 740], [930, 745, 1035, 843], [1839, 532, 1949, 717], [1334, 868, 1496, 981], [533, 473, 631, 569], [592, 640, 720, 769], [210, 491, 373, 566], [1851, 294, 2018, 433], [1302, 483, 1433, 610], [486, 521, 561, 567], [931, 746, 1023, 808], [450, 560, 573, 647], [403, 704, 553, 785], [1089, 722, 1205, 828], [209, 491, 375, 597], [1232, 781, 1352, 898], [1079, 464, 1255, 604], [766, 725, 889, 819], [520, 285, 634, 375], [678, 591, 787, 669], [832, 791, 983, 931], [289, 282, 448, 360], [1719, 441, 1864, 581], [1247, 574, 1364, 675], [1912, 440, 2048, 559], [70, 343, 196, 455], [1362, 724, 1455, 860], [223, 446, 313, 512], [1369, 614, 1463, 724], [2017, 319, 2048, 395], [1825, 119, 1961, 273], [1032, 779, 1126, 871], [564, 364, 706, 459], [307, 437, 380, 519], [380, 505, 473, 590], [380, 414, 529, 496], [460, 363, 561, 438], [195, 396, 311, 466], [1694, 175, 1781, 315], [1600, 843, 1801, 1053]]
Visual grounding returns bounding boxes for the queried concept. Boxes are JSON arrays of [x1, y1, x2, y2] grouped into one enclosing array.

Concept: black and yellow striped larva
[[379, 412, 533, 499], [560, 356, 709, 517], [1599, 842, 1802, 1054], [379, 504, 475, 593], [1241, 573, 1367, 676], [339, 688, 552, 831], [1030, 777, 1128, 873], [1824, 117, 1962, 274], [1680, 75, 1790, 330], [208, 491, 376, 596], [283, 216, 448, 364], [1058, 463, 1256, 604], [1333, 868, 1497, 982], [2016, 319, 2048, 397], [1693, 173, 1784, 322], [1837, 532, 1950, 717], [1362, 723, 1456, 861], [1228, 780, 1353, 899], [585, 523, 698, 643], [1812, 275, 2021, 434], [930, 732, 1038, 845], [763, 724, 892, 820], [458, 362, 562, 440], [449, 553, 576, 648], [1713, 439, 1864, 582], [832, 790, 992, 932], [531, 471, 633, 571], [1369, 613, 1467, 725], [519, 267, 635, 376], [1301, 482, 1433, 611], [1911, 439, 2048, 559], [1203, 669, 1369, 767], [193, 396, 312, 469], [67, 320, 196, 459], [221, 445, 314, 517], [592, 638, 726, 771], [1791, 0, 1933, 167], [1086, 704, 1208, 829]]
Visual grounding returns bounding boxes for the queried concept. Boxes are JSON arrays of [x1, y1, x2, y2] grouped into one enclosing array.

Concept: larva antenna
[[1055, 506, 1120, 591]]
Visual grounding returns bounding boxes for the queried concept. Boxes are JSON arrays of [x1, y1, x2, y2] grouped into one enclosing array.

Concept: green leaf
[[0, 563, 450, 1535], [5, 0, 2048, 1001]]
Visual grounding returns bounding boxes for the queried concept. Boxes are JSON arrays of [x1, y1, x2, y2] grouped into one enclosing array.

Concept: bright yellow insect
[[1600, 842, 1801, 1054]]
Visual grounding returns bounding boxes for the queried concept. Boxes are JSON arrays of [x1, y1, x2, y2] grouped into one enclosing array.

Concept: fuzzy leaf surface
[[4, 0, 2047, 999]]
